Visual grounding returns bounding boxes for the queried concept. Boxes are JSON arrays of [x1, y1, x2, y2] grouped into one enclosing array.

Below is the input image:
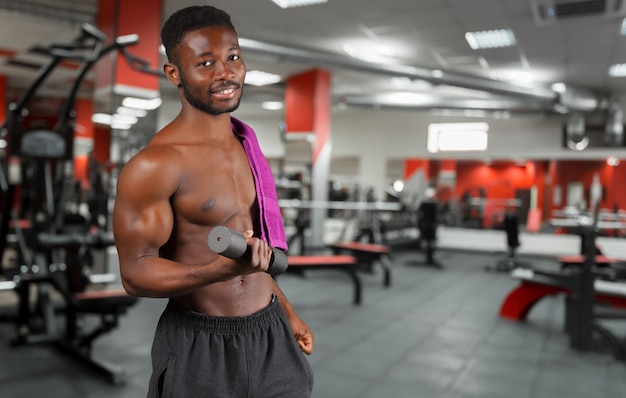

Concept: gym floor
[[1, 249, 625, 398]]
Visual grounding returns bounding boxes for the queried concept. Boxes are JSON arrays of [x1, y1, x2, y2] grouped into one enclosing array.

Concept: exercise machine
[[0, 23, 149, 384]]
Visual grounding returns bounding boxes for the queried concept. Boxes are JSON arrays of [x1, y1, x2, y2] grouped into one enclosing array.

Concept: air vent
[[531, 0, 626, 25], [557, 0, 606, 17]]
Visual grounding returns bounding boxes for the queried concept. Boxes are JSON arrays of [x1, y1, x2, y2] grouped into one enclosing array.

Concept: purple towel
[[231, 117, 287, 251]]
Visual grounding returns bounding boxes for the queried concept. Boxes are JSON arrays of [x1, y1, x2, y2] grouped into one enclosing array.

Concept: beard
[[179, 73, 243, 116]]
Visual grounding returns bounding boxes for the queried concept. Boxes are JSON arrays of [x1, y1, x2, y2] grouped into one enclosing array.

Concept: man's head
[[161, 6, 246, 116], [161, 5, 235, 66]]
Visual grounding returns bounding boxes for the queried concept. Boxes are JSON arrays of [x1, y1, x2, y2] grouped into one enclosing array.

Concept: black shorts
[[146, 297, 313, 398]]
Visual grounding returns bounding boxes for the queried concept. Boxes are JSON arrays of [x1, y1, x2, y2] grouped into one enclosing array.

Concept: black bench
[[379, 218, 420, 249], [327, 241, 392, 287]]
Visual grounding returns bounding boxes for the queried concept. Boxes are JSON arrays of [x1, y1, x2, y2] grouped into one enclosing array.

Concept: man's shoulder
[[122, 140, 182, 174]]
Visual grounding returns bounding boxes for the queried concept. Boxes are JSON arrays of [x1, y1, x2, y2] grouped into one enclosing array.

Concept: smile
[[215, 88, 235, 95]]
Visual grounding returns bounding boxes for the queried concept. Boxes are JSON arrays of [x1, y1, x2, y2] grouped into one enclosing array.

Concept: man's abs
[[172, 272, 275, 317]]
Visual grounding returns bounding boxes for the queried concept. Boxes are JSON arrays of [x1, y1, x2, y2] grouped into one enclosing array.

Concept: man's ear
[[164, 63, 181, 87]]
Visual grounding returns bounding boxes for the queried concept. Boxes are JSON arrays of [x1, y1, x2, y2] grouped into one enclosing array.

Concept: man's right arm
[[112, 146, 273, 298], [113, 147, 228, 297]]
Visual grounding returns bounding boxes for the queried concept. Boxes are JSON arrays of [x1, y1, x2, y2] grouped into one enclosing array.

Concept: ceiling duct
[[240, 38, 606, 113], [604, 105, 624, 146], [0, 0, 95, 24], [565, 112, 588, 150], [532, 0, 626, 25]]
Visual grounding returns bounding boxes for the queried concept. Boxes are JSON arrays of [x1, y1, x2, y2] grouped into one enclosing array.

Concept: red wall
[[455, 160, 539, 200], [417, 158, 626, 227], [551, 159, 623, 212]]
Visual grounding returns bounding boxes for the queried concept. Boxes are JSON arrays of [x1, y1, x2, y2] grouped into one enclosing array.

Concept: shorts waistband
[[164, 295, 282, 334]]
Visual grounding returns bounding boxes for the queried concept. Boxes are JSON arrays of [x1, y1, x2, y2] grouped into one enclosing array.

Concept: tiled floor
[[1, 249, 625, 398]]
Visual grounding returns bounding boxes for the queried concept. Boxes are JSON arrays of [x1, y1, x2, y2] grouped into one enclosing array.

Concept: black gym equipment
[[403, 199, 442, 268], [0, 23, 154, 384], [207, 226, 289, 276], [501, 206, 626, 360], [485, 210, 531, 272]]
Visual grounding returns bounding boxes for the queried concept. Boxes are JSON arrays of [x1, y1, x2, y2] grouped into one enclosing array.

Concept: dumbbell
[[207, 226, 288, 276]]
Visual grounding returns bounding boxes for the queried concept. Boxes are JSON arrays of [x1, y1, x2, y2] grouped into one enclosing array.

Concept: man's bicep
[[114, 195, 174, 254], [113, 166, 176, 261]]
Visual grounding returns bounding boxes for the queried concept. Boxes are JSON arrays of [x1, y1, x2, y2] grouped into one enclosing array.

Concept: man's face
[[176, 26, 246, 115]]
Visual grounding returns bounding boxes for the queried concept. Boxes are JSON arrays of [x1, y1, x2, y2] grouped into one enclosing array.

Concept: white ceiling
[[2, 0, 626, 118]]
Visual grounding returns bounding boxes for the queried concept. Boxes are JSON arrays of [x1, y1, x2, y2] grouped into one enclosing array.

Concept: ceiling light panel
[[271, 0, 328, 9], [465, 29, 516, 49], [609, 63, 626, 77], [245, 70, 282, 86]]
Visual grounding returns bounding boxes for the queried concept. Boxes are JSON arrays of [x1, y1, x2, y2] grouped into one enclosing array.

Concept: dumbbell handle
[[207, 226, 288, 276]]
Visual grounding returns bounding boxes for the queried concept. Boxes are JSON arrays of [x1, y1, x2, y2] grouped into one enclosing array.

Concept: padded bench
[[379, 218, 419, 249], [558, 255, 626, 280], [499, 268, 626, 321], [327, 241, 392, 287], [287, 255, 361, 304], [558, 255, 621, 268], [66, 288, 139, 385]]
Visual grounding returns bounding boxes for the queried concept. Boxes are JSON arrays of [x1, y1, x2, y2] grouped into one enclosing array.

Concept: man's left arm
[[273, 280, 314, 355]]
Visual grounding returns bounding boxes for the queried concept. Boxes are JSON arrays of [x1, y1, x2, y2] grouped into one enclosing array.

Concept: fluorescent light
[[376, 92, 430, 106], [111, 122, 132, 130], [245, 70, 281, 86], [390, 77, 432, 90], [91, 113, 138, 126], [427, 123, 489, 153], [261, 101, 284, 110], [551, 82, 566, 93], [112, 114, 138, 125], [490, 70, 533, 85], [609, 63, 626, 77], [122, 96, 162, 110], [465, 29, 516, 49], [342, 43, 396, 64], [271, 0, 327, 8], [607, 156, 620, 166], [117, 106, 148, 117], [92, 113, 112, 125]]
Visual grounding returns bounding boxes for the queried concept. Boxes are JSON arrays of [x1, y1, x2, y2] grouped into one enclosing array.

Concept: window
[[427, 123, 489, 153]]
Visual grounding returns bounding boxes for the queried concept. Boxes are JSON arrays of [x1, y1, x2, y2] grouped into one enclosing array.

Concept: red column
[[73, 98, 95, 186], [0, 75, 5, 125], [93, 0, 162, 163], [284, 68, 332, 248], [285, 68, 331, 163], [95, 0, 161, 97]]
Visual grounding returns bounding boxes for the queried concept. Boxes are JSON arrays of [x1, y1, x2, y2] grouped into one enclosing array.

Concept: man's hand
[[289, 315, 314, 355]]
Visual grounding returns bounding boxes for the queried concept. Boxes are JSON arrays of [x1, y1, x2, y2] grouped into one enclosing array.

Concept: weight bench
[[8, 231, 140, 385], [286, 255, 362, 305], [327, 241, 392, 287], [379, 218, 419, 249], [499, 268, 626, 321], [62, 288, 138, 385]]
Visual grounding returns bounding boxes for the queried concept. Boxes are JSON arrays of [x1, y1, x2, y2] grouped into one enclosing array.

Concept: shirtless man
[[112, 5, 313, 397]]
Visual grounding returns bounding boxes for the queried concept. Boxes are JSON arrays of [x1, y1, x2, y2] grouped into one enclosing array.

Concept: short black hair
[[161, 5, 235, 64]]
